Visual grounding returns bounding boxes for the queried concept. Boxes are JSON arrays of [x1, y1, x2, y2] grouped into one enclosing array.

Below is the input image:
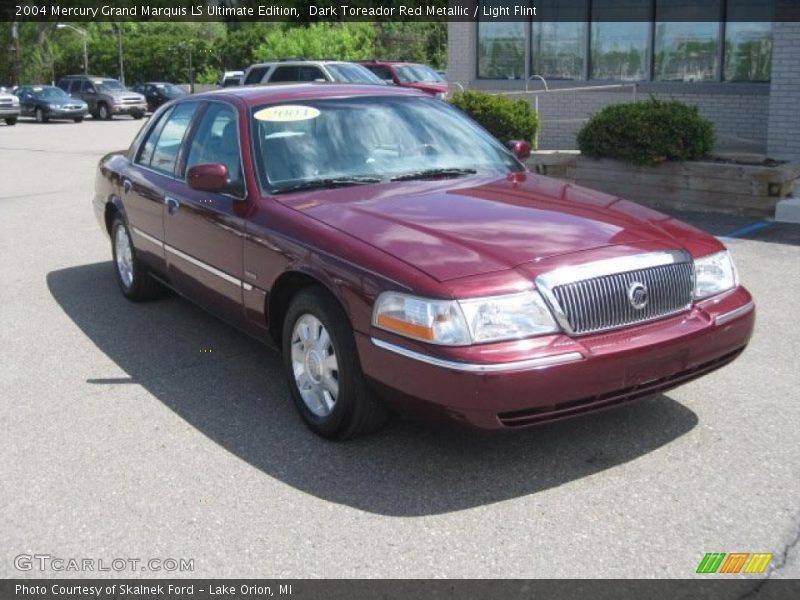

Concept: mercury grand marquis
[[93, 84, 755, 439]]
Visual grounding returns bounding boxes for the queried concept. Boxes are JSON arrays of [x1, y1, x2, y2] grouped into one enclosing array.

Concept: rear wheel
[[282, 287, 388, 440], [110, 214, 164, 301]]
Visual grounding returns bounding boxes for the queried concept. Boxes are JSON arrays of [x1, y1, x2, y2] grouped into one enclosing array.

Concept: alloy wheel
[[114, 224, 134, 289], [290, 314, 339, 417]]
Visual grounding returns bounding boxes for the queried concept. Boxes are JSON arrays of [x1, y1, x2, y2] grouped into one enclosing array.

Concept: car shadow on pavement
[[47, 262, 699, 517]]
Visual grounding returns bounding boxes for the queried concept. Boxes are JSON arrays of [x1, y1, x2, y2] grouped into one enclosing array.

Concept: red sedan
[[93, 84, 754, 439], [359, 60, 449, 97]]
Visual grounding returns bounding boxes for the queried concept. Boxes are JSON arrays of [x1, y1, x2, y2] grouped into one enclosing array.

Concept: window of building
[[476, 0, 772, 83], [477, 1, 525, 79], [654, 1, 721, 81], [724, 0, 772, 81]]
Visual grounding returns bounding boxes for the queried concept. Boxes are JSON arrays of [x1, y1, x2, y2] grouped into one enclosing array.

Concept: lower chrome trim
[[371, 338, 583, 373], [715, 301, 754, 325], [164, 245, 242, 287], [131, 227, 164, 249], [132, 226, 261, 292]]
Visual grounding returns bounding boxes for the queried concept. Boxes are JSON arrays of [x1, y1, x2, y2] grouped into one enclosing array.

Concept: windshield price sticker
[[255, 105, 320, 122]]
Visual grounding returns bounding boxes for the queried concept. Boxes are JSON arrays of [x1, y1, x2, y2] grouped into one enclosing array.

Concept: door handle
[[122, 178, 132, 194], [165, 196, 180, 215]]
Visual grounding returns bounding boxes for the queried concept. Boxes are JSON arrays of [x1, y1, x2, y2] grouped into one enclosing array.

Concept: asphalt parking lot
[[1, 117, 799, 582]]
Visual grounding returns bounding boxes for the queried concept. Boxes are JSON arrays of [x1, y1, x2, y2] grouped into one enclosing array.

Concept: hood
[[109, 90, 145, 100], [404, 82, 448, 95], [278, 172, 709, 282]]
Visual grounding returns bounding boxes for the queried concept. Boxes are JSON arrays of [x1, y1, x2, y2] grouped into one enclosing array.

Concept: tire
[[97, 103, 111, 120], [35, 108, 47, 123], [73, 117, 84, 123], [282, 287, 388, 440], [110, 214, 164, 301], [131, 110, 144, 120], [4, 117, 16, 126]]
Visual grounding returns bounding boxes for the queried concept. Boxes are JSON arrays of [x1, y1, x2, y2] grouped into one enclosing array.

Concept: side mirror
[[187, 163, 229, 193], [506, 140, 531, 161]]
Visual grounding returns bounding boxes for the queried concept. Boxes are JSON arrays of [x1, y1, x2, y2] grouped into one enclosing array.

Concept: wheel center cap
[[306, 350, 323, 382]]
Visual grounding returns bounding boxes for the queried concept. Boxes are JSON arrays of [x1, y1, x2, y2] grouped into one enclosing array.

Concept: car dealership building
[[447, 4, 800, 160]]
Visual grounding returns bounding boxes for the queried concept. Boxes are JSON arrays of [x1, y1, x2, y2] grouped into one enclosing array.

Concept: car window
[[268, 66, 300, 83], [326, 63, 383, 83], [137, 102, 199, 175], [56, 81, 69, 92], [297, 66, 325, 81], [136, 107, 173, 167], [244, 66, 270, 85], [365, 65, 394, 81], [252, 96, 522, 191], [80, 80, 95, 93], [69, 81, 82, 94], [186, 103, 244, 197]]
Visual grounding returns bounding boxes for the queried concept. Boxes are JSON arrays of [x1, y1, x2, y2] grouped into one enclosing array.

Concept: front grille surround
[[536, 250, 695, 336]]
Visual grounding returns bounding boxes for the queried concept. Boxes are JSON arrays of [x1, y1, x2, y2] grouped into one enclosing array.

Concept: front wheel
[[131, 110, 144, 120], [97, 103, 111, 120], [35, 108, 47, 123], [4, 117, 16, 126], [282, 287, 388, 440], [110, 214, 164, 301], [73, 116, 84, 123]]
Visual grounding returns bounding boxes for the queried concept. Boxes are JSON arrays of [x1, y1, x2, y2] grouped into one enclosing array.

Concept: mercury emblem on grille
[[627, 281, 649, 310]]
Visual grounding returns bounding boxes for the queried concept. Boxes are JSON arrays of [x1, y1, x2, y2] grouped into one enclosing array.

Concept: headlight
[[373, 292, 470, 345], [372, 290, 558, 346], [694, 250, 737, 300], [11, 96, 19, 105]]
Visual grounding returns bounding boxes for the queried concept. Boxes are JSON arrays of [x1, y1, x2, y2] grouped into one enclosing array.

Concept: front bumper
[[46, 107, 88, 118], [358, 286, 755, 429], [0, 107, 20, 117], [112, 103, 146, 115]]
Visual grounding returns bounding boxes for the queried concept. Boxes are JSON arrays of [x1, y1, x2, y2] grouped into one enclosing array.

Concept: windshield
[[325, 64, 384, 84], [96, 80, 126, 92], [251, 96, 522, 193], [29, 86, 67, 99], [155, 83, 187, 96], [394, 65, 444, 83]]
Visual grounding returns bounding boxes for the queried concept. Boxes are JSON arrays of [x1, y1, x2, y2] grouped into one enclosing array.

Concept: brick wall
[[767, 22, 800, 161]]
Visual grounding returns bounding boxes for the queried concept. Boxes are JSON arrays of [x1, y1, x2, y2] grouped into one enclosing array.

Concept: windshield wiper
[[271, 176, 382, 194], [390, 168, 477, 182]]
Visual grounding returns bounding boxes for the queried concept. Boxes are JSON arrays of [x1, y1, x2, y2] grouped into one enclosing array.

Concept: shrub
[[449, 90, 539, 145], [577, 98, 715, 165]]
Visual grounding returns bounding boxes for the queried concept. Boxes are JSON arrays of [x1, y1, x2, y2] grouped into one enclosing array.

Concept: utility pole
[[115, 24, 124, 85], [10, 21, 21, 86]]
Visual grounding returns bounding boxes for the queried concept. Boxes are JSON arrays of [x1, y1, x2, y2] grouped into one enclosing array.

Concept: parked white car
[[0, 88, 21, 125], [240, 60, 384, 86]]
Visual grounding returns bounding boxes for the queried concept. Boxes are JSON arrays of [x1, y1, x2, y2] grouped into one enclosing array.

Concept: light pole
[[56, 23, 88, 75], [113, 24, 125, 85]]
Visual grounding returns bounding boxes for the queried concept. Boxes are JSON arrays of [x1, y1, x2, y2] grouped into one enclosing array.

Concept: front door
[[163, 101, 249, 326]]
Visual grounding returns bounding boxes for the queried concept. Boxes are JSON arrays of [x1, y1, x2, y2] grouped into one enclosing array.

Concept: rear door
[[123, 102, 201, 275], [162, 101, 249, 325]]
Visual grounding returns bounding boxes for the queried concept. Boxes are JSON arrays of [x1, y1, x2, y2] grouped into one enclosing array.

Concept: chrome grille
[[0, 99, 12, 107], [538, 253, 694, 336]]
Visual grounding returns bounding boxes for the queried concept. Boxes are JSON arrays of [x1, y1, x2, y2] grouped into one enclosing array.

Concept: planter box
[[527, 154, 800, 217]]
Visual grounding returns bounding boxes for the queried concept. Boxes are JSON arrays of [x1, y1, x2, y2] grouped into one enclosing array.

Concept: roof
[[197, 82, 426, 106]]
